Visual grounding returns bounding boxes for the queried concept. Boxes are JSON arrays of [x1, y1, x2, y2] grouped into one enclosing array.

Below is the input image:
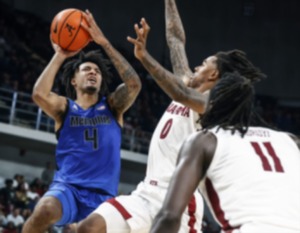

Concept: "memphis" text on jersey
[[70, 116, 111, 127]]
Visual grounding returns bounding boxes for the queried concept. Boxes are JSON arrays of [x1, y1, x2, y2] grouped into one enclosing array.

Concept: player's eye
[[82, 67, 90, 71]]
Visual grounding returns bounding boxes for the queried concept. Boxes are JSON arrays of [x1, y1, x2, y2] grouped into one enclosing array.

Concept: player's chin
[[191, 80, 203, 89], [85, 86, 98, 94]]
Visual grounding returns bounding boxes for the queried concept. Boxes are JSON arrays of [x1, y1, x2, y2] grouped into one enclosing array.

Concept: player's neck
[[198, 81, 215, 93], [197, 85, 209, 93], [75, 93, 99, 110]]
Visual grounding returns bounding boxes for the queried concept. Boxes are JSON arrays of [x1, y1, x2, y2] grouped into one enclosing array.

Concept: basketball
[[50, 9, 91, 51]]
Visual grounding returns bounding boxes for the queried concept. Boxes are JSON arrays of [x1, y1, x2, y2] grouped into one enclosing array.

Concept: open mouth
[[87, 77, 97, 85]]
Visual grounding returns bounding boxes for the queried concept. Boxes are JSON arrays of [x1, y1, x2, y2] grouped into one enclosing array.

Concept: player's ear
[[71, 77, 76, 86], [208, 69, 219, 82]]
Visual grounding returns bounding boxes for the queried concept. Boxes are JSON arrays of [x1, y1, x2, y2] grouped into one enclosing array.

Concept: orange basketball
[[50, 9, 91, 51]]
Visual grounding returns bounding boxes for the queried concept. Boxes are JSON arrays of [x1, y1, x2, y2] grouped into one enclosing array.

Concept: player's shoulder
[[184, 130, 217, 153], [187, 130, 216, 141], [186, 131, 217, 171], [286, 132, 300, 150]]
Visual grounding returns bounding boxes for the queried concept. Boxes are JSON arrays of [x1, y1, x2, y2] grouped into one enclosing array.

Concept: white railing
[[0, 88, 151, 154]]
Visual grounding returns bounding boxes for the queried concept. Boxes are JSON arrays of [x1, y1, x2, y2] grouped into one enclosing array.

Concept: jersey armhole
[[55, 99, 70, 139], [104, 97, 122, 129]]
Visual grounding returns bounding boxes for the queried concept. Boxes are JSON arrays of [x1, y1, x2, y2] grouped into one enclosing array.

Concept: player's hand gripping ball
[[50, 8, 91, 51]]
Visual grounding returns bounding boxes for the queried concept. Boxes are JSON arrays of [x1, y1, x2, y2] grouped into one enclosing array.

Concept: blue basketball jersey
[[54, 97, 121, 196]]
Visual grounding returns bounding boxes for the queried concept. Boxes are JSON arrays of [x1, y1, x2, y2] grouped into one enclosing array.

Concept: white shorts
[[93, 179, 204, 233]]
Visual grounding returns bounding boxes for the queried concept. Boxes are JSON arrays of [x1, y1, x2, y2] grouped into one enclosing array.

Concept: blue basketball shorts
[[44, 182, 113, 226]]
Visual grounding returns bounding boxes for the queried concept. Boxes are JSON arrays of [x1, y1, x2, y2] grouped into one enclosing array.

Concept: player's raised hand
[[127, 18, 151, 60], [50, 37, 80, 59], [82, 9, 109, 46]]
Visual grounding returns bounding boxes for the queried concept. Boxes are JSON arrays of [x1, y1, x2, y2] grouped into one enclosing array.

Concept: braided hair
[[215, 49, 267, 83], [201, 72, 255, 136], [62, 50, 112, 100]]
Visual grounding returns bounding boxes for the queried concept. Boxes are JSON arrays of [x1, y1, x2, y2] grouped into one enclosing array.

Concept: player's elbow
[[171, 89, 188, 103], [133, 81, 142, 93], [128, 79, 142, 94], [172, 93, 184, 103], [32, 88, 46, 104], [32, 89, 40, 102]]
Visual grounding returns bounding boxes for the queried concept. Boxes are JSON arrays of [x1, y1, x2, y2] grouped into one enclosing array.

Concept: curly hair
[[215, 49, 267, 83], [201, 72, 255, 136], [62, 50, 112, 100]]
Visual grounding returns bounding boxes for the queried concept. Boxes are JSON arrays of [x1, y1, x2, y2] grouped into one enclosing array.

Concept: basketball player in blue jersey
[[22, 10, 141, 233]]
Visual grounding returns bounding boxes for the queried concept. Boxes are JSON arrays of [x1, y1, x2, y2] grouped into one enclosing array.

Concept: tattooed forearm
[[140, 51, 208, 113], [165, 0, 192, 78], [103, 43, 141, 112], [169, 43, 193, 78], [140, 51, 188, 100], [165, 0, 185, 44], [103, 43, 141, 86]]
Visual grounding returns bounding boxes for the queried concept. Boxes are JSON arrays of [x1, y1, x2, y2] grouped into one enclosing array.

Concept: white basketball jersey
[[146, 101, 201, 182], [199, 127, 300, 233]]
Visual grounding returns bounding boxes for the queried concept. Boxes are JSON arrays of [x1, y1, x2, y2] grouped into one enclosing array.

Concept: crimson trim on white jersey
[[107, 198, 132, 220]]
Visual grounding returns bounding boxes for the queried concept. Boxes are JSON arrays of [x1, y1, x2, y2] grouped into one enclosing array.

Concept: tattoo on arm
[[140, 51, 207, 113], [169, 44, 193, 78], [165, 0, 185, 43], [165, 0, 192, 78], [103, 43, 141, 112], [141, 52, 189, 99], [103, 43, 139, 84]]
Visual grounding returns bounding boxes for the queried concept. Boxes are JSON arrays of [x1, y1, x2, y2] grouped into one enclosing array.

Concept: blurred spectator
[[6, 208, 24, 231], [41, 162, 54, 185], [0, 221, 4, 233], [13, 184, 28, 209], [30, 178, 44, 197], [18, 176, 28, 191], [0, 179, 14, 214], [26, 184, 40, 211], [26, 184, 39, 202], [11, 175, 20, 190], [20, 209, 31, 222], [0, 209, 7, 229], [2, 221, 17, 233], [11, 175, 28, 191]]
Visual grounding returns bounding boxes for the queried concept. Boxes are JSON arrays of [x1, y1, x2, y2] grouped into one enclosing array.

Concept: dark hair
[[201, 72, 254, 136], [5, 179, 13, 185], [215, 49, 266, 83], [62, 50, 112, 100]]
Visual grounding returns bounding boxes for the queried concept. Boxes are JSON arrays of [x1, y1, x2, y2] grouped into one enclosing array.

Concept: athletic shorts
[[93, 179, 204, 233], [44, 182, 113, 226]]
